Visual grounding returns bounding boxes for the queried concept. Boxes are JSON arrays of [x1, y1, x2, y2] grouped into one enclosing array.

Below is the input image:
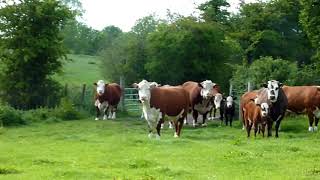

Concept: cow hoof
[[202, 123, 207, 127], [95, 117, 99, 121], [192, 123, 196, 128], [174, 133, 179, 138], [148, 133, 153, 138], [169, 124, 173, 129], [183, 119, 187, 125], [308, 126, 314, 132], [161, 124, 164, 129], [314, 126, 318, 131], [103, 115, 108, 120]]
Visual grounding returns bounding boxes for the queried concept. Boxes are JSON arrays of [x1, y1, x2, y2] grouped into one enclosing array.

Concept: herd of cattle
[[93, 79, 320, 139]]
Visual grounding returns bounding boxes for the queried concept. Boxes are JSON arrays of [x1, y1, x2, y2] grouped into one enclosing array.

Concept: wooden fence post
[[81, 84, 86, 107], [120, 76, 125, 111]]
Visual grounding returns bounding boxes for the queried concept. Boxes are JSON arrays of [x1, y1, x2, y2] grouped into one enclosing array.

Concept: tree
[[146, 17, 236, 92], [198, 0, 230, 25], [300, 0, 320, 61], [0, 0, 74, 109]]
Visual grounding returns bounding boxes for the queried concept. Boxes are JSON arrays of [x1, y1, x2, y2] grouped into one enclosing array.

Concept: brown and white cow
[[240, 90, 260, 129], [182, 80, 222, 127], [283, 86, 320, 132], [132, 80, 189, 139], [243, 100, 269, 137], [255, 80, 288, 137], [94, 80, 122, 120]]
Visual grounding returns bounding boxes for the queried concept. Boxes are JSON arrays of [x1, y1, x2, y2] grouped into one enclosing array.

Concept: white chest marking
[[95, 100, 108, 111], [194, 101, 212, 114]]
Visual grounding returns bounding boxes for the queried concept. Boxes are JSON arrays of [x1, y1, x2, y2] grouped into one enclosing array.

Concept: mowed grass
[[1, 116, 320, 179], [54, 54, 102, 86]]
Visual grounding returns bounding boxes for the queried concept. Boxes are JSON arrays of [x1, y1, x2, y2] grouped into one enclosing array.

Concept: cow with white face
[[182, 80, 219, 127], [223, 96, 237, 126], [133, 80, 189, 139], [262, 80, 283, 102], [94, 80, 122, 120]]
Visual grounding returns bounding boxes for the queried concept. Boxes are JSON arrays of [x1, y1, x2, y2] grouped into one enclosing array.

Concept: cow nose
[[98, 90, 103, 94], [140, 97, 147, 101], [270, 96, 275, 100]]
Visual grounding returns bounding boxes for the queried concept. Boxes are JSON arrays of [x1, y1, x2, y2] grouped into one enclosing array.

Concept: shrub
[[0, 105, 25, 126], [54, 98, 82, 120]]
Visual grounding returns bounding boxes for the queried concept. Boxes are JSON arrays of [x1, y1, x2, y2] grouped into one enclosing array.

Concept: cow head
[[94, 80, 106, 96], [132, 80, 159, 103], [251, 98, 269, 117], [261, 80, 283, 103], [226, 96, 235, 108], [199, 80, 215, 99]]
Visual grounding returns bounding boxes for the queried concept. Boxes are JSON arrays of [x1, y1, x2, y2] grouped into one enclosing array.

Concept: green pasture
[[54, 54, 102, 86], [1, 115, 320, 179]]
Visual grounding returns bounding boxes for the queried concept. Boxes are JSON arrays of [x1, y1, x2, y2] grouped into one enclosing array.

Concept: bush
[[0, 105, 26, 126], [53, 98, 82, 120]]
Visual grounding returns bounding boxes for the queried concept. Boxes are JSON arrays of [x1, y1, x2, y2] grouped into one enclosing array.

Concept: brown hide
[[150, 86, 189, 118], [95, 83, 122, 106], [240, 90, 259, 124], [182, 81, 202, 107], [283, 86, 320, 113], [243, 101, 266, 127]]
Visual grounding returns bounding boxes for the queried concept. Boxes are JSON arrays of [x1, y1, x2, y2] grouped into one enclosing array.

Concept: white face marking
[[95, 80, 105, 95], [214, 93, 223, 109], [200, 80, 215, 99], [266, 80, 280, 103], [136, 80, 153, 103], [260, 103, 269, 117], [226, 96, 233, 108]]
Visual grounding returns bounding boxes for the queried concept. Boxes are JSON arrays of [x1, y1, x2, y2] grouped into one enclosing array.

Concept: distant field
[[1, 116, 320, 179], [54, 54, 102, 86]]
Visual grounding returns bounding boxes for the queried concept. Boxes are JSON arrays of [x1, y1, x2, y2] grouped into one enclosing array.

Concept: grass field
[[54, 54, 101, 86], [1, 115, 320, 179]]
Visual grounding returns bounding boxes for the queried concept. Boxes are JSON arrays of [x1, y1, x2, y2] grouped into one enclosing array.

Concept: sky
[[80, 0, 256, 32]]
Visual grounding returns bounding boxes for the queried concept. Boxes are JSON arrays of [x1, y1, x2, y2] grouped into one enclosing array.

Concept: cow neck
[[200, 97, 212, 107]]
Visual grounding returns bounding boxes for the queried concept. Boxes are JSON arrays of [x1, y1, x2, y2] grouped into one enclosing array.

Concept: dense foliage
[[0, 0, 74, 109]]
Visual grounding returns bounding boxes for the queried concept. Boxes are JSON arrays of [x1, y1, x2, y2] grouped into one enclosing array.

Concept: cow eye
[[275, 87, 279, 90]]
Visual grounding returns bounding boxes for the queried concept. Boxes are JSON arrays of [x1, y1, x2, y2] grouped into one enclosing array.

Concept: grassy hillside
[[1, 116, 320, 179], [54, 54, 102, 86]]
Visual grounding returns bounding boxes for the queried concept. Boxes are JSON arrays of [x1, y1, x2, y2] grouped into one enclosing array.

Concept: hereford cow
[[255, 80, 288, 137], [283, 86, 320, 132], [94, 80, 122, 120], [182, 80, 222, 127], [223, 96, 237, 126], [240, 90, 259, 129], [132, 80, 189, 139], [243, 100, 269, 137]]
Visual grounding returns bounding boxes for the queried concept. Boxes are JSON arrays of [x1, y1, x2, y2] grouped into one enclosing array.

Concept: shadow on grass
[[0, 167, 21, 175]]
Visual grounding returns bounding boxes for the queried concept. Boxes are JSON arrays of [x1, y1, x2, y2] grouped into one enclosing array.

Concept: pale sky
[[81, 0, 256, 32]]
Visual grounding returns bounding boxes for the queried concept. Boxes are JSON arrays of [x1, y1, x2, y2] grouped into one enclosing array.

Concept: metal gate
[[124, 88, 141, 112]]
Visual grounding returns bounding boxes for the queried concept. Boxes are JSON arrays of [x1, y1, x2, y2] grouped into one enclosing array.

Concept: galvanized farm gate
[[123, 87, 141, 113]]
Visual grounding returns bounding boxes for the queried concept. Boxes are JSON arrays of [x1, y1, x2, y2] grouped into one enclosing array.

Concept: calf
[[133, 80, 189, 139], [243, 100, 269, 137], [240, 90, 259, 129], [255, 80, 288, 137], [94, 80, 122, 120], [283, 86, 320, 131], [223, 96, 237, 126], [182, 80, 222, 127]]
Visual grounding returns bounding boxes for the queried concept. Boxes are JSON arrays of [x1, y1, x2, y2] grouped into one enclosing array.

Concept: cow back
[[97, 83, 121, 106], [150, 87, 189, 117], [182, 81, 202, 107]]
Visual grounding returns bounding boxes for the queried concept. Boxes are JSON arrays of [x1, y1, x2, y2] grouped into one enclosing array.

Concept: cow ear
[[233, 96, 237, 100], [279, 83, 283, 87], [261, 83, 268, 88], [198, 82, 203, 88], [132, 83, 138, 88], [93, 82, 97, 86]]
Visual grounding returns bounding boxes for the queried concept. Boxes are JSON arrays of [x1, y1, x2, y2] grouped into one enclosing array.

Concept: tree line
[[0, 0, 319, 109]]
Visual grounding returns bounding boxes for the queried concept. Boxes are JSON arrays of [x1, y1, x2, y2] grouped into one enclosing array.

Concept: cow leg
[[156, 119, 162, 138], [261, 124, 266, 137], [246, 122, 252, 137], [177, 118, 184, 137], [307, 111, 315, 132], [267, 120, 273, 137], [111, 106, 117, 119], [107, 106, 113, 119], [254, 123, 258, 137], [315, 118, 319, 131], [95, 106, 100, 120], [275, 119, 283, 138], [202, 113, 208, 127], [192, 111, 198, 127], [213, 108, 217, 118], [174, 120, 179, 137], [225, 114, 228, 126], [230, 115, 233, 127]]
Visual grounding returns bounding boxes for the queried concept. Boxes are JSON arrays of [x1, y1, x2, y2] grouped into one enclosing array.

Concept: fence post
[[229, 83, 233, 96], [247, 81, 252, 92], [81, 84, 86, 107], [120, 76, 125, 111]]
